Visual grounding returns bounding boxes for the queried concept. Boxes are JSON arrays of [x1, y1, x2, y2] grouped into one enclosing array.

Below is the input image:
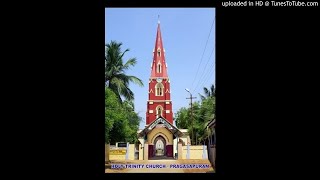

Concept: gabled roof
[[138, 116, 184, 137]]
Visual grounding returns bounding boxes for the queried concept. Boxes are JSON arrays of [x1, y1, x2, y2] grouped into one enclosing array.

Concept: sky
[[105, 8, 215, 129]]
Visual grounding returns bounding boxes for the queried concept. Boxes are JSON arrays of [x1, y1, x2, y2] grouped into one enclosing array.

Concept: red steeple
[[151, 21, 168, 78], [146, 19, 173, 125]]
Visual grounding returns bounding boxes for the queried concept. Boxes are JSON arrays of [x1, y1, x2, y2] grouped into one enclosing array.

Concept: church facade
[[137, 21, 190, 160]]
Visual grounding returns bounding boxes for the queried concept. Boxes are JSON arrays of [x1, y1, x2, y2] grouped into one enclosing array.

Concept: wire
[[192, 47, 215, 94], [190, 17, 216, 91], [194, 61, 215, 95]]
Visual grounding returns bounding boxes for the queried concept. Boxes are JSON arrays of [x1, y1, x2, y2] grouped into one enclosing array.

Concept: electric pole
[[185, 88, 197, 145]]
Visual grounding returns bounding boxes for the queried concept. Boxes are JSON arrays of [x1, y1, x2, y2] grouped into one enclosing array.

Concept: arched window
[[157, 49, 161, 57], [157, 63, 162, 73], [155, 83, 164, 96], [156, 105, 163, 118]]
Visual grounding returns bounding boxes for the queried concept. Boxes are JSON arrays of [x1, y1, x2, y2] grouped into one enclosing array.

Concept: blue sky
[[105, 8, 215, 129]]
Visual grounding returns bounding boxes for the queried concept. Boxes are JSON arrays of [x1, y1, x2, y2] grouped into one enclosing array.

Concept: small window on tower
[[156, 105, 163, 118], [157, 64, 162, 73], [155, 83, 164, 96], [157, 49, 161, 57]]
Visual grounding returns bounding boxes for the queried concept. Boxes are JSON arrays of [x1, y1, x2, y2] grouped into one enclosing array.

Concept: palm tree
[[105, 41, 144, 102], [199, 84, 215, 101]]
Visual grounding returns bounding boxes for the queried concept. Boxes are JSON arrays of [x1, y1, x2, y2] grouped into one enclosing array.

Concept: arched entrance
[[154, 136, 166, 156]]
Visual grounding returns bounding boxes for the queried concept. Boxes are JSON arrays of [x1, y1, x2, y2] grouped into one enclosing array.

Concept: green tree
[[123, 100, 141, 144], [175, 84, 216, 145], [105, 41, 144, 102], [105, 41, 143, 145], [105, 88, 142, 144], [105, 88, 127, 144], [199, 84, 215, 101], [174, 107, 189, 129]]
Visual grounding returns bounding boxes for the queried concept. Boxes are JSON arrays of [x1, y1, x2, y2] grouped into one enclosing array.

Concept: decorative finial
[[158, 15, 160, 24]]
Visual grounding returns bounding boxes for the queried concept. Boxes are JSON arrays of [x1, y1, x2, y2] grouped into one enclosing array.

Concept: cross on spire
[[158, 15, 160, 24]]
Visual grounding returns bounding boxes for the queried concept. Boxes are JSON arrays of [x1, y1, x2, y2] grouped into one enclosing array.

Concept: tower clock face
[[156, 78, 162, 83]]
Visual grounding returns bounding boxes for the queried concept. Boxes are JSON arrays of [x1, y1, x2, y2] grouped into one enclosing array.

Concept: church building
[[137, 20, 190, 160]]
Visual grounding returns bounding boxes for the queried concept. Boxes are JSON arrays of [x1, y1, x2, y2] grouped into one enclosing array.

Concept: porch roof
[[138, 116, 184, 138]]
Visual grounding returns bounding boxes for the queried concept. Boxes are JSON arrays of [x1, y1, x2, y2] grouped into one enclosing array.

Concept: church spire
[[151, 17, 168, 78], [146, 18, 173, 125]]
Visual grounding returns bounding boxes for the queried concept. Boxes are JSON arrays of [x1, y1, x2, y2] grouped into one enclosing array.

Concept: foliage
[[175, 107, 189, 129], [105, 88, 142, 144], [105, 41, 144, 102], [105, 88, 126, 144], [175, 84, 216, 145], [199, 84, 215, 101], [105, 41, 143, 145]]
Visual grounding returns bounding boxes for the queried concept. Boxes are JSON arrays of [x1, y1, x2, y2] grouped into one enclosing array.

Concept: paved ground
[[105, 159, 214, 173]]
